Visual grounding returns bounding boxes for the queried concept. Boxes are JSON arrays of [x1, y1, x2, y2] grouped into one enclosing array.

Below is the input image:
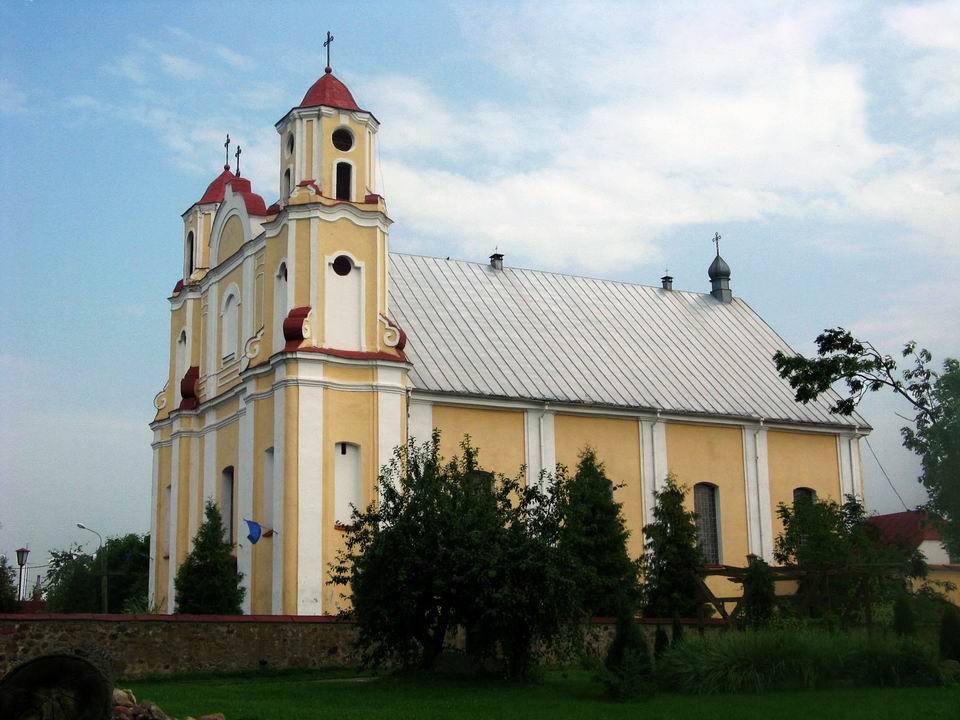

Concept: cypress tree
[[174, 500, 245, 614], [893, 592, 915, 637], [940, 604, 960, 662], [741, 555, 776, 629], [640, 473, 704, 619], [0, 556, 19, 612], [558, 448, 639, 617], [653, 624, 669, 659]]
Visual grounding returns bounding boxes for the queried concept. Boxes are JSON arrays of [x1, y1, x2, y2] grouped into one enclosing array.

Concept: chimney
[[489, 252, 504, 271], [661, 274, 673, 290]]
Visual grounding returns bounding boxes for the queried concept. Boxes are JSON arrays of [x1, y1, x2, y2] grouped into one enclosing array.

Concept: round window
[[332, 255, 352, 276], [332, 128, 353, 152], [286, 133, 295, 156]]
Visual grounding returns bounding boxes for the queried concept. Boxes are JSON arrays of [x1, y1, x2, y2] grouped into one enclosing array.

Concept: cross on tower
[[235, 145, 242, 177], [712, 232, 721, 256], [323, 31, 334, 72], [224, 134, 231, 170]]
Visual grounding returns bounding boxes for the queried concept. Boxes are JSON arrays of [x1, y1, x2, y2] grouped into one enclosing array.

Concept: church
[[148, 62, 869, 615]]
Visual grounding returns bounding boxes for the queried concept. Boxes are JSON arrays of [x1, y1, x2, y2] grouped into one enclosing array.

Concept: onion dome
[[195, 165, 267, 216], [708, 253, 731, 280], [299, 68, 362, 112]]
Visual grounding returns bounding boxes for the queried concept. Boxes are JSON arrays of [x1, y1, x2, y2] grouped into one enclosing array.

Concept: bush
[[941, 604, 960, 662], [893, 592, 915, 636], [657, 629, 941, 694], [598, 614, 654, 701], [740, 556, 775, 629], [653, 625, 669, 659]]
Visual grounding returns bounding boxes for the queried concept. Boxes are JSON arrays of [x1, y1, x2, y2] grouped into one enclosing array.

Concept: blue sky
[[1, 1, 957, 571]]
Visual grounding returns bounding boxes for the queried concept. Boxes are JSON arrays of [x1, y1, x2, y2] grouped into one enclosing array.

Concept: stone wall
[[0, 614, 722, 680]]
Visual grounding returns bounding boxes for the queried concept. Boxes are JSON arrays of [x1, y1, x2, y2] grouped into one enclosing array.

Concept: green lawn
[[126, 669, 960, 720]]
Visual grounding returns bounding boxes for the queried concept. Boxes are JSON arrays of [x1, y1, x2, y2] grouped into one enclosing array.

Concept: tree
[[0, 555, 19, 612], [941, 604, 960, 662], [893, 591, 915, 637], [44, 534, 150, 613], [557, 448, 640, 617], [639, 473, 704, 619], [740, 555, 776, 629], [599, 612, 654, 701], [774, 330, 958, 556], [774, 494, 918, 621], [175, 500, 245, 614], [331, 433, 580, 678]]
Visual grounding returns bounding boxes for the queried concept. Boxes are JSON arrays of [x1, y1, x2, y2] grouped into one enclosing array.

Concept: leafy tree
[[0, 555, 19, 612], [740, 555, 776, 629], [940, 604, 960, 662], [44, 534, 150, 613], [774, 330, 958, 556], [557, 448, 640, 617], [653, 624, 669, 659], [775, 495, 919, 621], [640, 473, 704, 619], [175, 501, 245, 614], [331, 433, 580, 678]]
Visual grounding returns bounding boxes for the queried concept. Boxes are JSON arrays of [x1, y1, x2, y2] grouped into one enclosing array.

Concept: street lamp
[[15, 547, 28, 603], [77, 523, 108, 613]]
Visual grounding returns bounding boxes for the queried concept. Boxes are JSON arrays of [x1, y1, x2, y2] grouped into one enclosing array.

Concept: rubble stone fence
[[0, 613, 722, 680]]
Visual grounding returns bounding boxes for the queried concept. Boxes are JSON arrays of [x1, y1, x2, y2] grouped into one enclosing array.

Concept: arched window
[[274, 262, 288, 352], [221, 466, 235, 545], [283, 168, 292, 198], [694, 483, 721, 565], [334, 442, 361, 528], [793, 487, 817, 506], [185, 231, 195, 277], [175, 329, 187, 402], [221, 291, 239, 361], [335, 162, 351, 201], [325, 254, 362, 350]]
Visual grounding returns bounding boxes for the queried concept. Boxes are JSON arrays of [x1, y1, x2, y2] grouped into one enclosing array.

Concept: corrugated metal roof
[[387, 254, 867, 429]]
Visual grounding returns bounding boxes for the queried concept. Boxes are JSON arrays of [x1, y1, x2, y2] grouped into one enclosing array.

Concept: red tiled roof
[[196, 166, 267, 216], [869, 510, 941, 550], [299, 69, 361, 112]]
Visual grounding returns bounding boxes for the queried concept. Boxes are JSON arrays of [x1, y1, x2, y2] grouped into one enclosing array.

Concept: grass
[[125, 669, 960, 720]]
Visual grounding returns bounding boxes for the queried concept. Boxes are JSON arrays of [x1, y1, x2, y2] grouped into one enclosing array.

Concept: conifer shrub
[[0, 555, 19, 612], [598, 614, 655, 701], [941, 604, 960, 662], [653, 625, 669, 659], [892, 592, 916, 636], [175, 500, 245, 614], [740, 555, 776, 629], [656, 629, 941, 694]]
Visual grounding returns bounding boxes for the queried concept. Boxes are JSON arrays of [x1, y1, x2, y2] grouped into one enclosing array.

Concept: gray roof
[[387, 254, 866, 429]]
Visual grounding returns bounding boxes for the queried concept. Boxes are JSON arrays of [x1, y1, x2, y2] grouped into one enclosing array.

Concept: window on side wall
[[694, 482, 721, 565]]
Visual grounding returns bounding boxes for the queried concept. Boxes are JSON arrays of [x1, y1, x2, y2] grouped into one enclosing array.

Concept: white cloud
[[159, 53, 206, 80], [105, 55, 147, 84], [0, 78, 29, 115], [884, 1, 960, 51]]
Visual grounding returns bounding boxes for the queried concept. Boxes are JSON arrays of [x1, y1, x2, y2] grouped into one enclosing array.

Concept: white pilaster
[[743, 424, 773, 562], [408, 398, 433, 445], [206, 284, 219, 381], [187, 435, 200, 548], [838, 435, 854, 499], [166, 421, 181, 614], [237, 382, 256, 614], [639, 418, 669, 527], [271, 365, 286, 614], [524, 407, 556, 491], [202, 409, 217, 507], [851, 436, 865, 501], [286, 220, 297, 311], [312, 115, 321, 184], [148, 431, 160, 609], [377, 368, 404, 477], [297, 363, 325, 614], [309, 217, 318, 337]]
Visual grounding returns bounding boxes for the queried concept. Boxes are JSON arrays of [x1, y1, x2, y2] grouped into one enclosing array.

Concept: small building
[[149, 65, 869, 615], [870, 510, 960, 606]]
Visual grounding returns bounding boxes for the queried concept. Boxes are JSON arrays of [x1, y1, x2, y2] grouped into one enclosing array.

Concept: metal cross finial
[[323, 31, 334, 71], [235, 145, 242, 177], [712, 232, 721, 256], [224, 133, 231, 169]]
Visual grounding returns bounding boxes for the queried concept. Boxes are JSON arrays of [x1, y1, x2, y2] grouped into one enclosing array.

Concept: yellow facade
[[432, 405, 526, 478], [767, 430, 841, 537]]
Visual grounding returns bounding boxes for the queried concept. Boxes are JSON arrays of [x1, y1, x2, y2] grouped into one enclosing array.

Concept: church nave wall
[[431, 405, 526, 479]]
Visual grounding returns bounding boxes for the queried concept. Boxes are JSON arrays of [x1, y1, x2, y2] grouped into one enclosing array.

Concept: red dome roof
[[196, 166, 267, 216], [299, 69, 361, 111]]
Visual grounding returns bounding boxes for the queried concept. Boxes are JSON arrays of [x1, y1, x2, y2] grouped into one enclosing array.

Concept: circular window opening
[[332, 255, 353, 276], [286, 133, 295, 156], [332, 128, 354, 152]]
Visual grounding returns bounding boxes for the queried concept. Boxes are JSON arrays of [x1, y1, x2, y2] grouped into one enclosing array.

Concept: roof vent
[[661, 274, 673, 291], [489, 253, 504, 271]]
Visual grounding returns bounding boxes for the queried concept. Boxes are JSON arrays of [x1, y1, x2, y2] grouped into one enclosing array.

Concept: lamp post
[[15, 547, 28, 602], [77, 524, 108, 613]]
